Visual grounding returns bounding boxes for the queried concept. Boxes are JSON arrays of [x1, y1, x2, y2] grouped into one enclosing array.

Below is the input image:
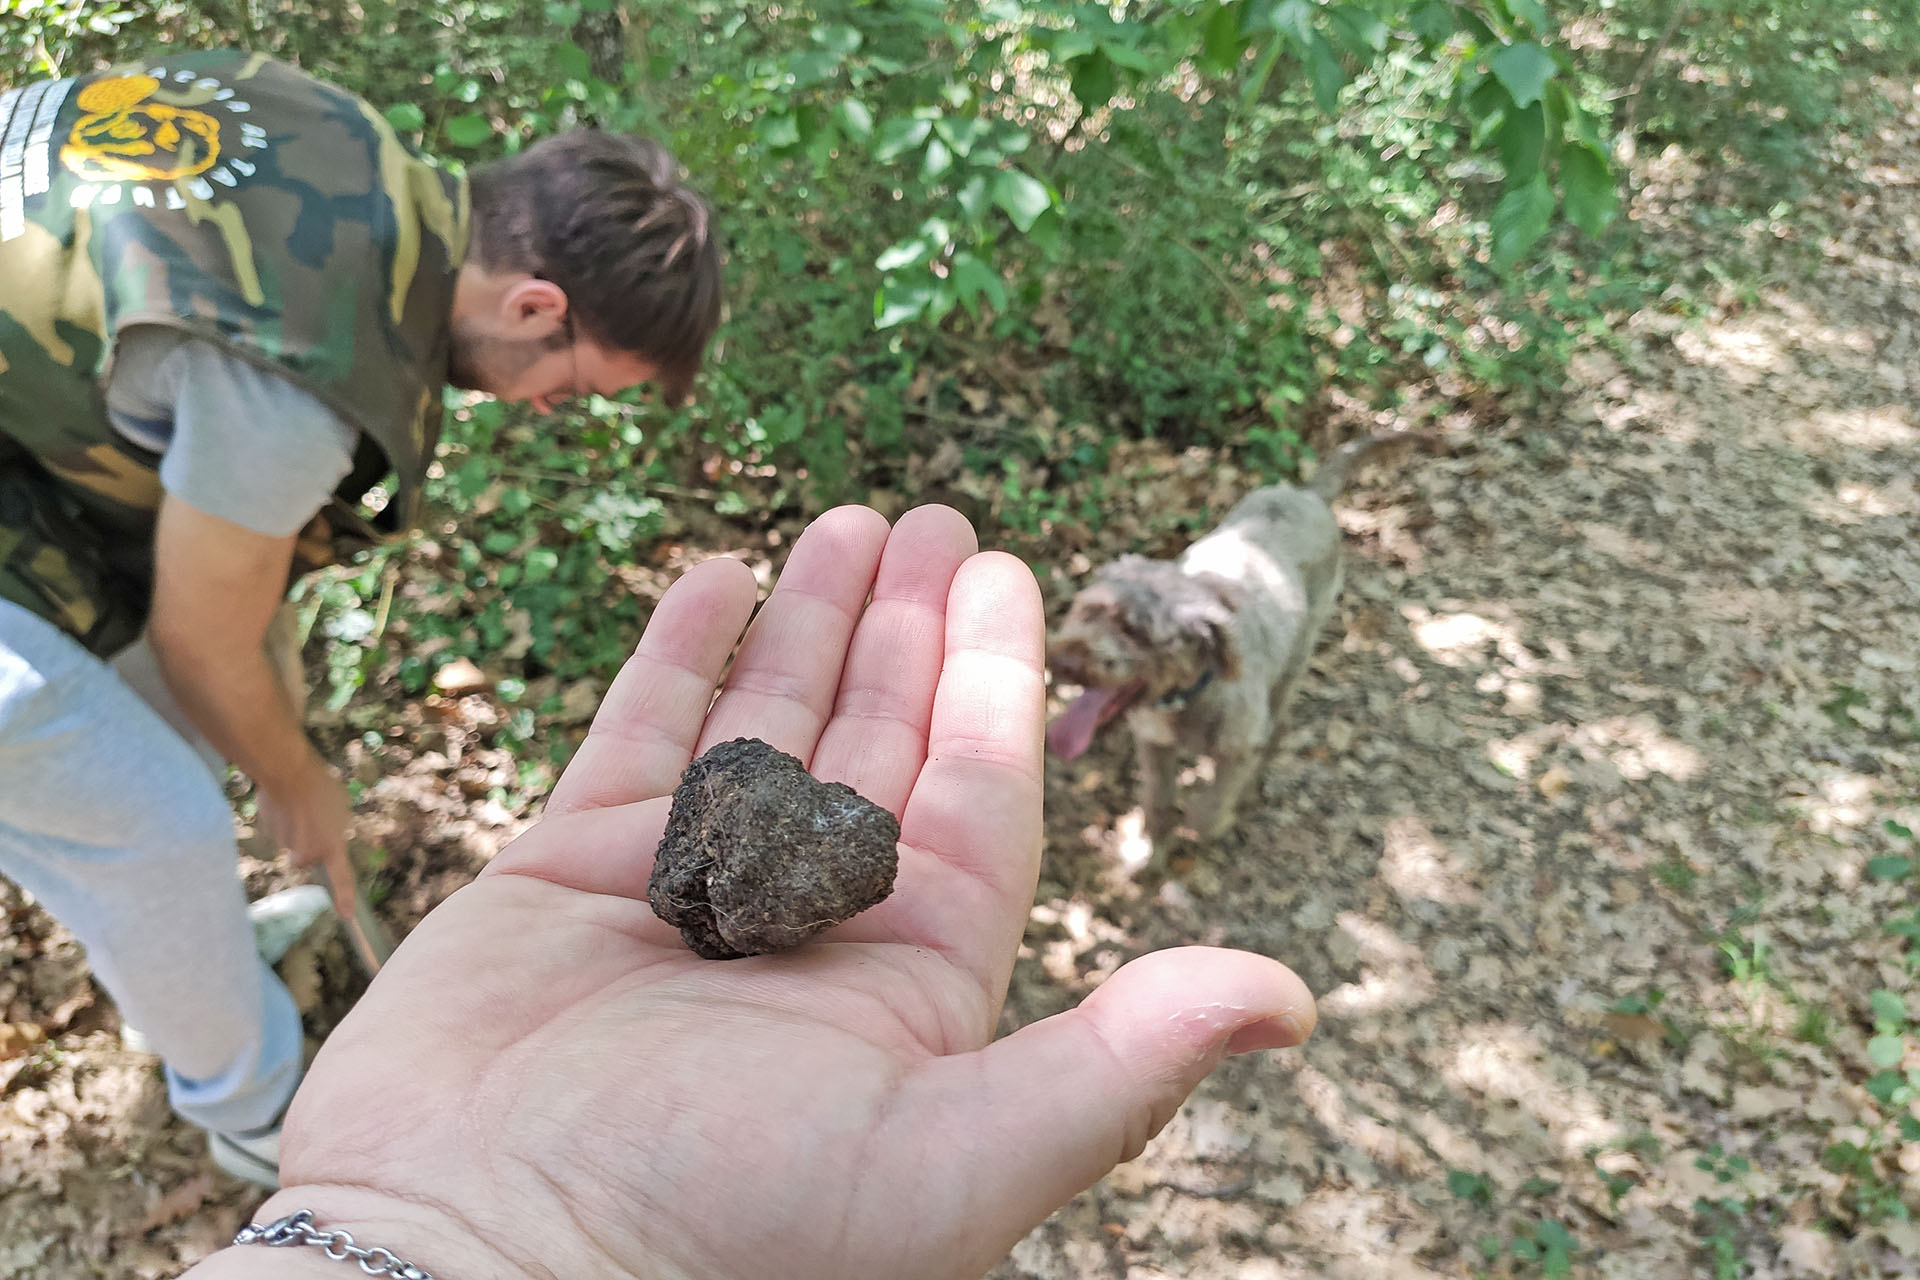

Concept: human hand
[[257, 754, 357, 924], [191, 505, 1316, 1280]]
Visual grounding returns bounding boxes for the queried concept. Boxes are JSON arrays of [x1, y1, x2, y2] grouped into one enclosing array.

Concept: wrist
[[258, 747, 334, 802], [185, 1185, 523, 1280]]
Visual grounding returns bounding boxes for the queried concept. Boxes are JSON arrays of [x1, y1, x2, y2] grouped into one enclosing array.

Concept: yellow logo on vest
[[62, 74, 222, 181], [58, 67, 268, 211], [62, 73, 223, 181]]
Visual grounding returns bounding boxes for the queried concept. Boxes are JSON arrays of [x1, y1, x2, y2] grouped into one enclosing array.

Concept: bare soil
[[3, 86, 1918, 1280]]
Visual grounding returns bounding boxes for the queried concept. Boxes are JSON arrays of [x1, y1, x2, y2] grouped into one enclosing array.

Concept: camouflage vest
[[0, 50, 468, 654]]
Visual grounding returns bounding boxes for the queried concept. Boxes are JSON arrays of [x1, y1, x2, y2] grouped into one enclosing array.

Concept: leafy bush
[[8, 0, 1919, 747]]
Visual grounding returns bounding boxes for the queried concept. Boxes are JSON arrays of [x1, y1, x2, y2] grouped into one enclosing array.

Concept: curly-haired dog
[[1046, 434, 1418, 859]]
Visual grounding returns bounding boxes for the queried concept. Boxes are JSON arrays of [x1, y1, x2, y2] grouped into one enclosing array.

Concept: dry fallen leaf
[[433, 657, 489, 695], [140, 1172, 215, 1232], [0, 1022, 44, 1061], [1537, 765, 1574, 798], [1776, 1225, 1839, 1277], [1602, 1011, 1668, 1045]]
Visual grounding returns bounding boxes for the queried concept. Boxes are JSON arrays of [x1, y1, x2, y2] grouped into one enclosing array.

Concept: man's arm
[[146, 491, 355, 916], [107, 330, 363, 914]]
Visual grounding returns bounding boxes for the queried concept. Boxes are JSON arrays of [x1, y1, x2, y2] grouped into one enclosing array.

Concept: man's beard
[[447, 320, 567, 394]]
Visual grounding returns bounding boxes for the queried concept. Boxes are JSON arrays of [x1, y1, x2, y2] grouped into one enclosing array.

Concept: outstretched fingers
[[694, 505, 892, 763], [808, 505, 979, 814], [863, 550, 1045, 989], [541, 555, 759, 819]]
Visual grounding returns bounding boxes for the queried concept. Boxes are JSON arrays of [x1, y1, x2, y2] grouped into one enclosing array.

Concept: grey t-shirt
[[104, 328, 359, 537]]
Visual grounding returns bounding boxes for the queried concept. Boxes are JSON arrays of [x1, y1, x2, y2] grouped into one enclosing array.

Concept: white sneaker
[[208, 1123, 282, 1189], [249, 884, 335, 965]]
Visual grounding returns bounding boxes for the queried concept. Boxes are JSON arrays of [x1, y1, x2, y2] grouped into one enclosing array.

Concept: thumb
[[916, 947, 1315, 1262]]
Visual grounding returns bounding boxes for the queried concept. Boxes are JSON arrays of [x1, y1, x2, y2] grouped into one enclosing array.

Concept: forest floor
[[4, 84, 1919, 1280]]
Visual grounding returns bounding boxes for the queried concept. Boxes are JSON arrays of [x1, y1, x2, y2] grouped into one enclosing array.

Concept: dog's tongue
[[1047, 685, 1133, 760]]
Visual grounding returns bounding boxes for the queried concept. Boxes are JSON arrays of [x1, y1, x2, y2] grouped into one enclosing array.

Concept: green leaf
[[935, 117, 988, 157], [1869, 856, 1915, 882], [949, 252, 1008, 316], [1507, 0, 1549, 32], [1535, 1220, 1577, 1253], [1248, 0, 1314, 45], [554, 41, 593, 82], [1241, 34, 1288, 110], [875, 238, 931, 271], [814, 23, 862, 56], [787, 49, 841, 89], [1870, 1034, 1907, 1069], [992, 168, 1052, 232], [922, 136, 953, 180], [1536, 1219, 1576, 1279], [1069, 50, 1118, 112], [955, 173, 989, 220], [1025, 205, 1063, 255], [1490, 171, 1554, 268], [875, 278, 934, 329], [1890, 819, 1916, 841], [1305, 31, 1345, 112], [1202, 2, 1246, 73], [835, 99, 874, 143], [1447, 1169, 1493, 1203], [1871, 989, 1908, 1025], [1490, 42, 1557, 108], [1560, 141, 1618, 236], [1050, 30, 1098, 62], [1495, 102, 1546, 182], [1902, 1113, 1920, 1142], [1326, 4, 1389, 54], [1866, 1069, 1905, 1104], [1101, 41, 1158, 72], [758, 112, 800, 150], [384, 102, 426, 133], [445, 113, 493, 148], [874, 116, 933, 162], [924, 279, 958, 326], [1409, 1, 1455, 44], [524, 548, 560, 583]]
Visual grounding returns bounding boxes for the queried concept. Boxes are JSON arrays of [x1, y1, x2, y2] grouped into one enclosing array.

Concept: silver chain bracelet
[[232, 1209, 437, 1279]]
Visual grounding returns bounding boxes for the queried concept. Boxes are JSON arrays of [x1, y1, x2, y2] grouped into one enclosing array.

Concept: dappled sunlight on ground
[[1008, 80, 1920, 1280]]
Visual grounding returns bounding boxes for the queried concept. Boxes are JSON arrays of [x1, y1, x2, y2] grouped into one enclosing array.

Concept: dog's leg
[[1191, 747, 1266, 839], [1135, 735, 1181, 843]]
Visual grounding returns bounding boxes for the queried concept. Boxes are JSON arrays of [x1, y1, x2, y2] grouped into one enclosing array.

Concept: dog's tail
[[1306, 430, 1434, 502]]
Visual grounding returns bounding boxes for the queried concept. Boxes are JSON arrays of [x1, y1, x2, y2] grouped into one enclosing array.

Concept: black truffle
[[648, 738, 901, 959]]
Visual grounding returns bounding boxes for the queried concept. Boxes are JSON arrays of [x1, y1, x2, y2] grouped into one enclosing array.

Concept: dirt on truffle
[[648, 737, 902, 959]]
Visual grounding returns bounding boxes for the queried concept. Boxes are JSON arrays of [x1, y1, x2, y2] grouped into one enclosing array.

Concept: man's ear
[[500, 276, 569, 336]]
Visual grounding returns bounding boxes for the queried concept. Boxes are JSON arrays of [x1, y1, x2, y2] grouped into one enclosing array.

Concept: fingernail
[[1225, 1012, 1312, 1056]]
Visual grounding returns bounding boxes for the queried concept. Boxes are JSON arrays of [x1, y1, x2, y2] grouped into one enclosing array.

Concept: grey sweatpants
[[0, 598, 301, 1135]]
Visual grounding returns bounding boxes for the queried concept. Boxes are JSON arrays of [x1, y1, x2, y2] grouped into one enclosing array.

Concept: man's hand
[[256, 754, 357, 923], [189, 505, 1316, 1280]]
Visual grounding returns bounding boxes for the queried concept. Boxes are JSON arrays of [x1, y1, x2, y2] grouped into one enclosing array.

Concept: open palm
[[244, 506, 1315, 1280]]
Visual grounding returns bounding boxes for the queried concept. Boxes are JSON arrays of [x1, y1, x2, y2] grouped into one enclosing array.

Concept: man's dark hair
[[468, 131, 723, 404]]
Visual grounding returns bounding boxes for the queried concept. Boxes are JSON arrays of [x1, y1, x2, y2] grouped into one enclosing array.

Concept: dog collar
[[1157, 669, 1215, 708]]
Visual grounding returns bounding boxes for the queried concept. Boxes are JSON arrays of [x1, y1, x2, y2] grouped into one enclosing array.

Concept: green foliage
[[1814, 830, 1920, 1225], [1448, 1166, 1579, 1278], [1690, 1145, 1755, 1280], [1576, 0, 1920, 197], [8, 0, 1919, 757]]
